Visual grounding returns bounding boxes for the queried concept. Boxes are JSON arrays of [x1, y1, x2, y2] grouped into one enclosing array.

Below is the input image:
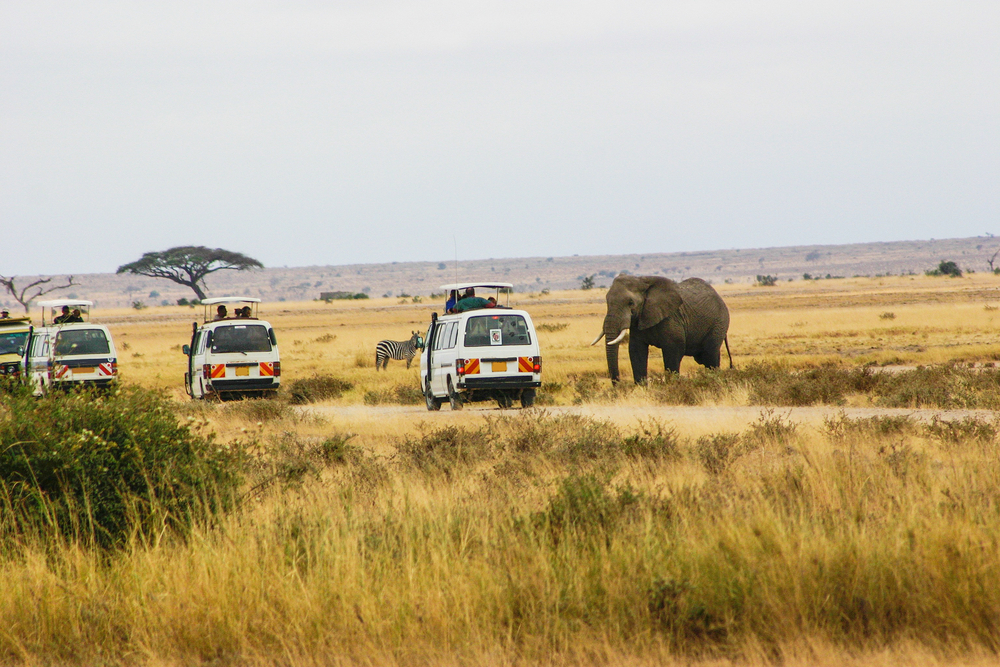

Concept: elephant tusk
[[606, 329, 628, 346], [590, 332, 605, 346]]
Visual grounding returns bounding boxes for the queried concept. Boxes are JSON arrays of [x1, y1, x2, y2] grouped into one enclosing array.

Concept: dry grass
[[106, 274, 1000, 405], [6, 274, 1000, 665]]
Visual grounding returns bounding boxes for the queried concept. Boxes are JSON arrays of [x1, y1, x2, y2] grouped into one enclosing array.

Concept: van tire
[[497, 392, 513, 409], [425, 385, 443, 411], [521, 388, 536, 408], [447, 378, 463, 411]]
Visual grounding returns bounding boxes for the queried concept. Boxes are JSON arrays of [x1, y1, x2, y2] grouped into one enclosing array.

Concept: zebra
[[375, 331, 425, 370]]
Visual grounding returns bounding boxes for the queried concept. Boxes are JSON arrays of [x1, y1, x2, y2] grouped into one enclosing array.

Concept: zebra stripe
[[375, 331, 424, 370]]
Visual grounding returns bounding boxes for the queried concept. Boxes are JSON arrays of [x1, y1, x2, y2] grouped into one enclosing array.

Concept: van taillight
[[273, 361, 281, 377], [456, 359, 466, 376], [532, 356, 542, 373], [111, 362, 118, 375], [203, 364, 211, 377]]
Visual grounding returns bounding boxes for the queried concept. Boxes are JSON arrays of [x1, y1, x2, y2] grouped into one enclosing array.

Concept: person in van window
[[215, 305, 228, 320], [67, 309, 83, 323], [445, 290, 458, 312], [451, 295, 491, 313], [0, 309, 8, 319], [54, 306, 71, 324]]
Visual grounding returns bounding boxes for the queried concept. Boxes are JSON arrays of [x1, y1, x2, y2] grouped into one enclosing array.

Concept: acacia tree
[[116, 246, 263, 300], [0, 274, 79, 313]]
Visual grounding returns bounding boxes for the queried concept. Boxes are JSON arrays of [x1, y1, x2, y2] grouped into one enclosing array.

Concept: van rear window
[[211, 325, 272, 354], [54, 329, 110, 356], [464, 315, 531, 347]]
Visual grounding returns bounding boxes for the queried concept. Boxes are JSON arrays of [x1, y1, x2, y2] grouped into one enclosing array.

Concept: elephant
[[591, 275, 731, 384]]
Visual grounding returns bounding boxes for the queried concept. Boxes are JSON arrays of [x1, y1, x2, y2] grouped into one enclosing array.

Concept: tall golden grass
[[3, 410, 1000, 665], [4, 274, 1000, 665]]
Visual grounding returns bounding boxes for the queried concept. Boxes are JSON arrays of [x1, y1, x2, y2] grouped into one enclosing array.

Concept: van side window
[[433, 324, 447, 351], [448, 323, 459, 348], [195, 332, 206, 354]]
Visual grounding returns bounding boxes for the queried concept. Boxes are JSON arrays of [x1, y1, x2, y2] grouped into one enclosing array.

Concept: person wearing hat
[[0, 309, 9, 319]]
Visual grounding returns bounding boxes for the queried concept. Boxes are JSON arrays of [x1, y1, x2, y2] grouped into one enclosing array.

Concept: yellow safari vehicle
[[0, 312, 32, 383]]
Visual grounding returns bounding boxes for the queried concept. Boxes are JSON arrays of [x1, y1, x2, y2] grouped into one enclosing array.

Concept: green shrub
[[397, 425, 488, 474], [363, 383, 424, 405], [537, 474, 641, 542], [695, 432, 740, 475], [0, 385, 241, 547], [247, 431, 357, 491], [743, 410, 798, 449], [285, 375, 353, 404], [620, 422, 682, 461], [823, 413, 916, 442], [222, 397, 293, 422]]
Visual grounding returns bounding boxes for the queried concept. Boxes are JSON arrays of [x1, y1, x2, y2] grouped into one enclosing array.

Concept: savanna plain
[[4, 274, 1000, 666]]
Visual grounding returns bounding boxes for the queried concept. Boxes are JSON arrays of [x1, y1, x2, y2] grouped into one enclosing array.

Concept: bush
[[926, 260, 962, 277], [0, 385, 241, 547], [285, 375, 353, 404], [537, 475, 641, 542], [363, 384, 424, 405], [222, 398, 293, 422], [755, 275, 777, 286]]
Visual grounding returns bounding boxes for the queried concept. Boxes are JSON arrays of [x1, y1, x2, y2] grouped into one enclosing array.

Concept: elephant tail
[[724, 336, 733, 369]]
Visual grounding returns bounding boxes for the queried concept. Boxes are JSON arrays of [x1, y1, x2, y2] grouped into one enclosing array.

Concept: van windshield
[[54, 329, 110, 356], [211, 324, 272, 354], [464, 314, 531, 347], [0, 331, 28, 356]]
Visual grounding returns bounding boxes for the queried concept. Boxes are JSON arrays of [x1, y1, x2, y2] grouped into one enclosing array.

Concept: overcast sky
[[2, 1, 998, 277]]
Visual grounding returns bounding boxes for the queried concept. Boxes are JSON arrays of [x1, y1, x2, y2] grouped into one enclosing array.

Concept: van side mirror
[[182, 344, 190, 355]]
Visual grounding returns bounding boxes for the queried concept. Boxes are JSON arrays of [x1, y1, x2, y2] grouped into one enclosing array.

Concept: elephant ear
[[638, 277, 682, 330]]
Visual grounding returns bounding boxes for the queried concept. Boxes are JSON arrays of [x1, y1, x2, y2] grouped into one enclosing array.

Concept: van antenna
[[453, 235, 459, 288]]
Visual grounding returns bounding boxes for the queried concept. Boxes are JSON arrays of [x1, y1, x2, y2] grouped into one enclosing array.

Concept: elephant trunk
[[602, 307, 630, 384], [606, 341, 621, 384]]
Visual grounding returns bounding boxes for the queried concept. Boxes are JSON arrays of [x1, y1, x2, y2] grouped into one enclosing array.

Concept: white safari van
[[183, 297, 280, 400], [420, 282, 541, 410], [31, 300, 119, 394]]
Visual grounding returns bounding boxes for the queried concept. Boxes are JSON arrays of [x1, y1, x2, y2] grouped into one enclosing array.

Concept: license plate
[[235, 366, 250, 377], [75, 367, 95, 375], [491, 361, 507, 372]]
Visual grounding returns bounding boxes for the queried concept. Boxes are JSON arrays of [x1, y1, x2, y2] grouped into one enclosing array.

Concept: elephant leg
[[628, 336, 649, 384], [661, 347, 683, 374], [694, 343, 721, 369]]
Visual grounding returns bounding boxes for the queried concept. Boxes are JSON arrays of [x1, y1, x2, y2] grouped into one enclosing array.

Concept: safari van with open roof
[[29, 300, 119, 394], [183, 297, 280, 400], [420, 282, 541, 410], [0, 313, 32, 383]]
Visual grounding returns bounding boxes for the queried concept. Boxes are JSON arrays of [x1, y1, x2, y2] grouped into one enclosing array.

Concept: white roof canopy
[[37, 299, 94, 308], [439, 282, 513, 292], [200, 297, 262, 305]]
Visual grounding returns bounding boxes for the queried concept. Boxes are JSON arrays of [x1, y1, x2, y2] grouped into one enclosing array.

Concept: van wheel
[[425, 384, 442, 411], [496, 392, 513, 409], [447, 378, 463, 411], [521, 388, 536, 408]]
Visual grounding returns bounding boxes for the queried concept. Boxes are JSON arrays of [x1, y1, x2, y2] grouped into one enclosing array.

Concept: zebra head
[[411, 330, 425, 349]]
